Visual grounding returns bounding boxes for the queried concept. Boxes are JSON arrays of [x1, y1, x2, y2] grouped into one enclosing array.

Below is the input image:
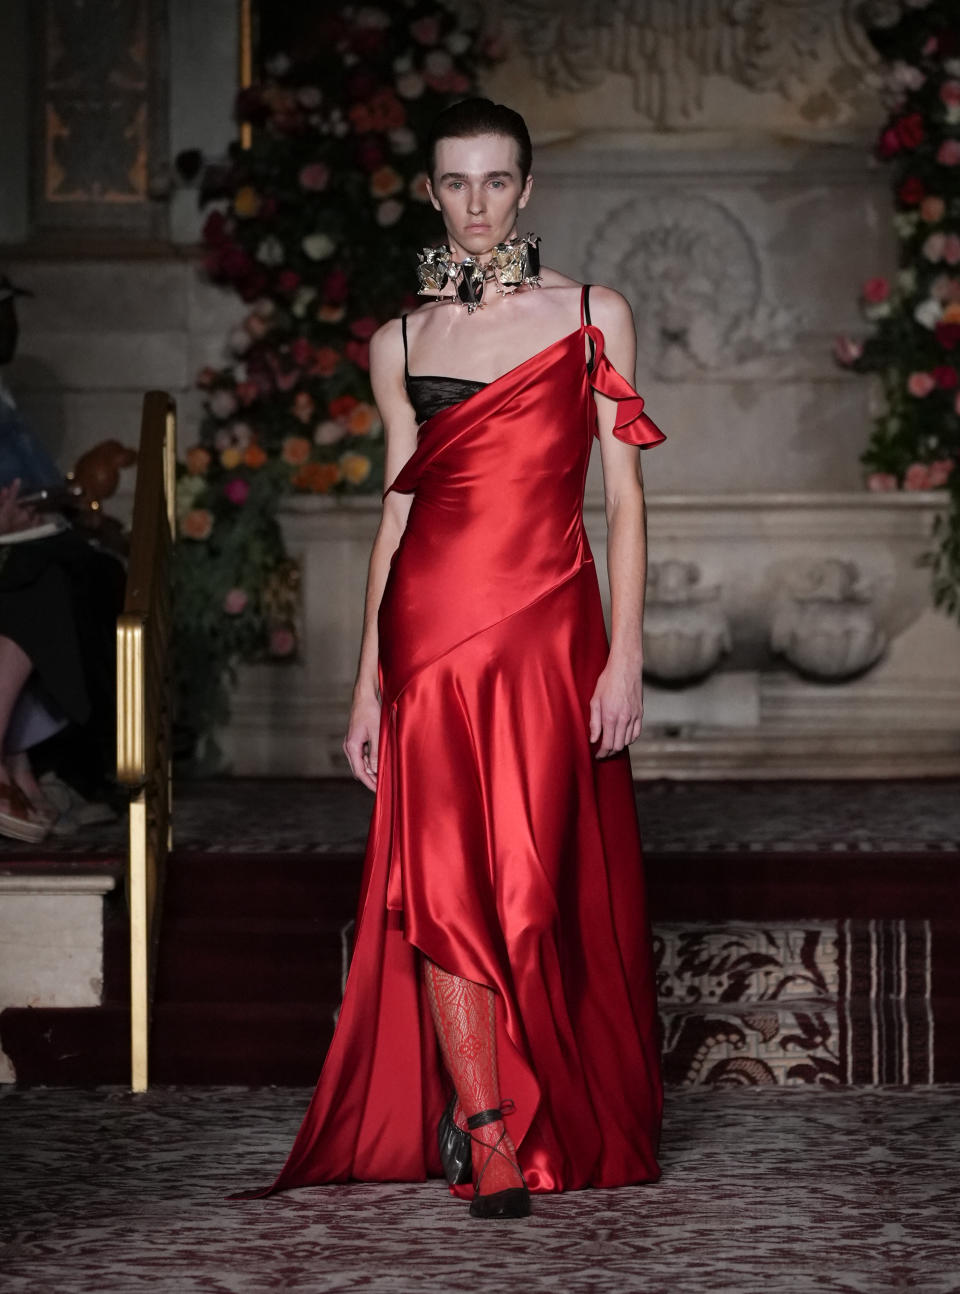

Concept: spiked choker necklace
[[415, 232, 542, 313]]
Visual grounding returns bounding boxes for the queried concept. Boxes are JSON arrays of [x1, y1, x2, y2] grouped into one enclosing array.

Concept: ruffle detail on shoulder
[[585, 324, 667, 449]]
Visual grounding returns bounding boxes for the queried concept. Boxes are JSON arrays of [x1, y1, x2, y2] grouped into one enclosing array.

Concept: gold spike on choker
[[415, 232, 542, 314]]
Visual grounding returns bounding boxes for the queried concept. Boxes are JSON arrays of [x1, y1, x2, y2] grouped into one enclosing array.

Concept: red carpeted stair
[[2, 842, 957, 1085]]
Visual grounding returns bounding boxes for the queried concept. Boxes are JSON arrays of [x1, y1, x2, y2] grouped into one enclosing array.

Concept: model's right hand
[[343, 691, 382, 792]]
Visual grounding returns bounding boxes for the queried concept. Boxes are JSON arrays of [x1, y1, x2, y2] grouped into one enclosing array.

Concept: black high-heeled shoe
[[465, 1101, 530, 1219], [438, 1092, 472, 1186]]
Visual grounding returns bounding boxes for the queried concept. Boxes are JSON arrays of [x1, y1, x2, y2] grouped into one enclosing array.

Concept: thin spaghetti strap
[[582, 284, 596, 374], [401, 313, 409, 382]]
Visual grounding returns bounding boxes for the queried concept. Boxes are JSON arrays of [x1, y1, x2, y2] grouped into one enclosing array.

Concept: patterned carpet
[[2, 1084, 959, 1293], [2, 776, 958, 858]]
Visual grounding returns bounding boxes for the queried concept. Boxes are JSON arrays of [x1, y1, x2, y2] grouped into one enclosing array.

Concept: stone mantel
[[216, 490, 960, 780]]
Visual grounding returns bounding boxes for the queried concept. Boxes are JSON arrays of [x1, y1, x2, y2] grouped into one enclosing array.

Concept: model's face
[[427, 132, 532, 259]]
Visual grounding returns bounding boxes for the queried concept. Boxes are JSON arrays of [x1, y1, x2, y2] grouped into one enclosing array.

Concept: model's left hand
[[589, 656, 643, 757]]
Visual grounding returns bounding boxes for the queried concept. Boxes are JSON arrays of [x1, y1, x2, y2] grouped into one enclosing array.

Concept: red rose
[[323, 268, 350, 304], [290, 337, 314, 366], [356, 138, 386, 172], [894, 113, 925, 150], [877, 127, 900, 160], [345, 338, 370, 370], [238, 270, 269, 303], [933, 365, 959, 389], [349, 316, 379, 340], [347, 70, 379, 102], [202, 210, 229, 244], [351, 28, 385, 58], [935, 322, 960, 351], [277, 269, 301, 294], [898, 176, 925, 206], [220, 244, 255, 278]]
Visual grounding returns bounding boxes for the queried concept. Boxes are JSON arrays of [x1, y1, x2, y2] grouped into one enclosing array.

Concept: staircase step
[[0, 1002, 337, 1086], [154, 920, 347, 1003]]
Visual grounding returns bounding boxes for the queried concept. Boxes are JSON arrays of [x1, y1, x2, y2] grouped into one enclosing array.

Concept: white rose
[[393, 53, 413, 72], [265, 53, 291, 76], [863, 300, 892, 321], [425, 49, 453, 75], [314, 420, 346, 446], [376, 199, 404, 227], [396, 72, 425, 99], [445, 32, 470, 55], [297, 86, 322, 108], [292, 286, 318, 318], [897, 267, 917, 293], [389, 126, 417, 155], [302, 232, 336, 260], [228, 325, 252, 355], [913, 298, 943, 330], [175, 474, 205, 521], [256, 235, 285, 266]]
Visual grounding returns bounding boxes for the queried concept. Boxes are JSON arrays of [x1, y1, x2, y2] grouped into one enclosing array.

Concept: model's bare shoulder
[[370, 315, 404, 370], [584, 283, 634, 327]]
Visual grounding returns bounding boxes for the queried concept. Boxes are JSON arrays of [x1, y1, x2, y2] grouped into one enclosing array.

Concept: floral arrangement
[[173, 2, 503, 764], [833, 0, 960, 619]]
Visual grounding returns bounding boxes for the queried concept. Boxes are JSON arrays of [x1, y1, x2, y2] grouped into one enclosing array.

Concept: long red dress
[[231, 284, 666, 1202]]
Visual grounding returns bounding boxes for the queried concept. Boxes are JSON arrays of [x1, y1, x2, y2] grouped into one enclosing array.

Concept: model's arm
[[586, 285, 649, 758], [342, 316, 418, 791]]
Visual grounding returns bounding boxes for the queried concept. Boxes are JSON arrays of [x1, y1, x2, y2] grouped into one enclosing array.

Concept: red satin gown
[[231, 283, 666, 1202]]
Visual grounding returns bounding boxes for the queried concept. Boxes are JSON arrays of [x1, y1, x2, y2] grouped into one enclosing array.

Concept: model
[[231, 97, 666, 1221]]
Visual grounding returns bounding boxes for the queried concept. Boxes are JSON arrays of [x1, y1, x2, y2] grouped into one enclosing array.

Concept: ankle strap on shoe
[[466, 1098, 516, 1130]]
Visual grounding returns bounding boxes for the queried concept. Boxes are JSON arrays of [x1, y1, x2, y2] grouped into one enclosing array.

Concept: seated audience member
[[0, 271, 131, 843]]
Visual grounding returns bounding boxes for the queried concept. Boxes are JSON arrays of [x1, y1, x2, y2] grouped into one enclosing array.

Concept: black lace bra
[[402, 285, 595, 425]]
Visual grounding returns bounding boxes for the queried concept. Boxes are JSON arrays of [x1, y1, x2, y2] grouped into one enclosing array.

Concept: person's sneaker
[[0, 780, 51, 844], [38, 771, 120, 836]]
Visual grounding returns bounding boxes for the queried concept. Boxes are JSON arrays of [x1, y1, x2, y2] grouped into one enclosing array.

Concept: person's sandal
[[466, 1101, 530, 1219], [0, 780, 51, 843]]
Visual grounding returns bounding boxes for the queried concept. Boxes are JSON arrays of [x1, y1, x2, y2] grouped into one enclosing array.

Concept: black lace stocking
[[423, 955, 522, 1195]]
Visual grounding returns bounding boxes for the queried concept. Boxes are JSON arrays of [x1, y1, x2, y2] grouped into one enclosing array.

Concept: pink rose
[[867, 472, 899, 492], [941, 80, 960, 106], [209, 389, 238, 419], [907, 371, 936, 396], [921, 196, 945, 223], [410, 15, 440, 43], [927, 458, 955, 487], [223, 588, 248, 615], [955, 390, 960, 415], [224, 478, 250, 505], [269, 627, 296, 657], [833, 336, 863, 365], [904, 462, 932, 490], [349, 315, 379, 339], [937, 140, 960, 166], [299, 162, 330, 191], [861, 277, 890, 303], [945, 234, 960, 265]]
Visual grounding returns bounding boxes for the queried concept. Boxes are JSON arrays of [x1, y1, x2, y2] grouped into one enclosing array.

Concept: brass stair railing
[[116, 391, 177, 1091]]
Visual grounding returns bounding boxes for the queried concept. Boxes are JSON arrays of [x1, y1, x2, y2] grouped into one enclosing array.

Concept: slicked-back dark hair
[[425, 97, 532, 184]]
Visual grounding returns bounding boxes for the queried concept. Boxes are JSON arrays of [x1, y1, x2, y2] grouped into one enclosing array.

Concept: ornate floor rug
[[2, 776, 958, 858], [2, 1084, 958, 1293]]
